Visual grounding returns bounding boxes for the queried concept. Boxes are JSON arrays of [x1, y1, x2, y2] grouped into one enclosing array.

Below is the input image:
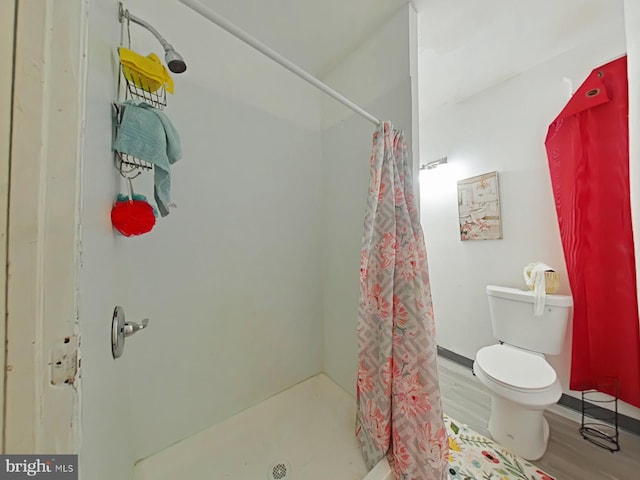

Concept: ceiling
[[417, 0, 624, 114], [194, 0, 624, 114], [197, 0, 412, 76]]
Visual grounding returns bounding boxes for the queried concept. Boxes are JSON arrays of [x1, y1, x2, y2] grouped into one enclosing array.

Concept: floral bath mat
[[445, 415, 555, 480]]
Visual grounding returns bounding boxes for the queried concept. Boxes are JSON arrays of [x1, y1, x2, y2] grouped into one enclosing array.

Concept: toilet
[[473, 285, 572, 460]]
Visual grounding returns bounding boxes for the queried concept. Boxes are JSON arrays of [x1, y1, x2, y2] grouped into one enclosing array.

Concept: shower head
[[165, 47, 187, 74], [120, 3, 187, 74]]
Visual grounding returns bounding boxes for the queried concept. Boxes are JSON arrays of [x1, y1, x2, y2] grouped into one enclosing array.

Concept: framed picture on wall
[[457, 171, 502, 241]]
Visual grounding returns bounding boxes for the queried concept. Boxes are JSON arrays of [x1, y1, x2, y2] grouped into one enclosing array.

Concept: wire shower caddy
[[113, 2, 169, 179]]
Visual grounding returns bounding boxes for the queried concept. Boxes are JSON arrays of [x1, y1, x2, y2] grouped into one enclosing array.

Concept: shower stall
[[78, 0, 419, 478]]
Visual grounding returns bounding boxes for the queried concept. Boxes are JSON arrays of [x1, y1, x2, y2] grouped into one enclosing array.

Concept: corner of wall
[[320, 4, 413, 131], [319, 5, 416, 395]]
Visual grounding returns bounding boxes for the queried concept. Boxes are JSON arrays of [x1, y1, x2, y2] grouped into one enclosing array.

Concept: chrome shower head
[[165, 48, 187, 73]]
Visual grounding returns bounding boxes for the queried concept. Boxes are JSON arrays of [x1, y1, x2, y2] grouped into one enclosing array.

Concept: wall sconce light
[[420, 157, 448, 171]]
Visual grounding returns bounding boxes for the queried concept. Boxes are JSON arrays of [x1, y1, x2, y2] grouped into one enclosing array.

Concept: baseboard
[[436, 346, 640, 436], [437, 345, 474, 369]]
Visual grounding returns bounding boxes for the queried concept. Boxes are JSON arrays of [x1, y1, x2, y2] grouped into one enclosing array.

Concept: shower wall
[[80, 2, 134, 477], [320, 4, 418, 395], [81, 0, 324, 477]]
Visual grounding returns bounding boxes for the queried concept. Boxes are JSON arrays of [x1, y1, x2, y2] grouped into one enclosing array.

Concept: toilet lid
[[476, 344, 557, 391]]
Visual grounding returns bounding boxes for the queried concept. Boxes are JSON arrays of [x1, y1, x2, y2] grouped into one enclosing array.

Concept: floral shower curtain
[[356, 122, 448, 479]]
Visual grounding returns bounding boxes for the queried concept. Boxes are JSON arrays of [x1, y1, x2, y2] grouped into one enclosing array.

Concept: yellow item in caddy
[[119, 48, 174, 94]]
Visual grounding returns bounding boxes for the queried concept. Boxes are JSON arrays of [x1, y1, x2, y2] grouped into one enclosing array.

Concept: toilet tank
[[486, 285, 573, 355]]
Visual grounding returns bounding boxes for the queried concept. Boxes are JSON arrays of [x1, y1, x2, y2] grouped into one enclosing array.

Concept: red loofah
[[111, 200, 156, 237]]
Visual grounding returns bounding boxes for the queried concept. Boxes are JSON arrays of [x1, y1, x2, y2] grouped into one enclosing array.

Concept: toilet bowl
[[473, 344, 563, 460], [474, 285, 572, 461]]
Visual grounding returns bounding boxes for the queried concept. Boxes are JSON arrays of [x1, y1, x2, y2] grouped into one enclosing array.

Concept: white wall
[[80, 1, 134, 478], [81, 0, 325, 474], [419, 7, 640, 420], [625, 0, 640, 329], [321, 4, 417, 395]]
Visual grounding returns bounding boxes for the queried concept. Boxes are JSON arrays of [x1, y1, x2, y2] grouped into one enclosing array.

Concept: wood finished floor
[[438, 356, 640, 480]]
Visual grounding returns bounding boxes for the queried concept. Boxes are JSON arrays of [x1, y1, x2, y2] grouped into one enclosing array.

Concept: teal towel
[[113, 100, 182, 217]]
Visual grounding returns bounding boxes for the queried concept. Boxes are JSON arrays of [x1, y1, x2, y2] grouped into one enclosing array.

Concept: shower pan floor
[[133, 374, 369, 480]]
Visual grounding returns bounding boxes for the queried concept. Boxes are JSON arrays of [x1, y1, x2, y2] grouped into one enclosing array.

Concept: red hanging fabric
[[545, 56, 640, 408]]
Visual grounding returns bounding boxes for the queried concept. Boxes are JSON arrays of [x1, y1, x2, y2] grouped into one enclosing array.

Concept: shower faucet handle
[[122, 318, 149, 337], [112, 306, 150, 359]]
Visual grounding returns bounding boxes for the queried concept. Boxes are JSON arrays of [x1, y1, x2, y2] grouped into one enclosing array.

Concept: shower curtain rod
[[178, 0, 382, 126]]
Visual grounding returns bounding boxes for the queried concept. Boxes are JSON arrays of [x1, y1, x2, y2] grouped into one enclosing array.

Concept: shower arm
[[120, 6, 172, 55]]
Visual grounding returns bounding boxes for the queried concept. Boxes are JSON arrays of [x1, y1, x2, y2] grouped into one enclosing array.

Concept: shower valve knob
[[123, 318, 149, 337], [112, 306, 150, 359]]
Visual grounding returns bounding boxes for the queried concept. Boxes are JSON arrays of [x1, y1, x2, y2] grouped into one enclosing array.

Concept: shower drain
[[268, 459, 291, 480]]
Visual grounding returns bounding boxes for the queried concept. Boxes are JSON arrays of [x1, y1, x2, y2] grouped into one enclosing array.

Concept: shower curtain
[[356, 122, 448, 479], [545, 56, 640, 408]]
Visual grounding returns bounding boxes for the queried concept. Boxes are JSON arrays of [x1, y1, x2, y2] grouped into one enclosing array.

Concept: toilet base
[[487, 395, 550, 461]]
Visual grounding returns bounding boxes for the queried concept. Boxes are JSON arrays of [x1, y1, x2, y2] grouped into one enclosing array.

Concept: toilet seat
[[475, 344, 556, 392]]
